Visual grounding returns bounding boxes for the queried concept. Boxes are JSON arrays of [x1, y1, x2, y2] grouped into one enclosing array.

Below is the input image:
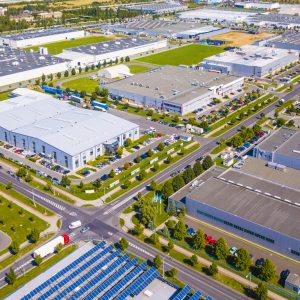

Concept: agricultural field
[[23, 35, 114, 55], [62, 78, 99, 94], [136, 44, 224, 66], [210, 32, 274, 47]]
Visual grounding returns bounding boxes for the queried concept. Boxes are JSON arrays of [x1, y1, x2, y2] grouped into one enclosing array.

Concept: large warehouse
[[0, 27, 86, 48], [6, 241, 204, 300], [201, 45, 299, 77], [0, 46, 71, 87], [106, 65, 244, 115], [176, 169, 300, 260], [253, 127, 300, 170], [124, 1, 187, 14], [0, 89, 139, 170], [57, 38, 167, 67]]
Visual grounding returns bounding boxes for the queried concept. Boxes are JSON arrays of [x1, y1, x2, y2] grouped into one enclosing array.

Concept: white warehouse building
[[201, 45, 299, 77], [0, 27, 86, 48], [0, 89, 139, 170], [57, 38, 168, 68]]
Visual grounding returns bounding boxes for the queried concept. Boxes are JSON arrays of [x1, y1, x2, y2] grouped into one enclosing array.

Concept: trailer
[[91, 101, 109, 111], [42, 85, 64, 95], [33, 234, 70, 258]]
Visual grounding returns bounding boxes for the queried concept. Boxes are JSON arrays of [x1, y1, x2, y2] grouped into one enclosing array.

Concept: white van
[[69, 220, 82, 230]]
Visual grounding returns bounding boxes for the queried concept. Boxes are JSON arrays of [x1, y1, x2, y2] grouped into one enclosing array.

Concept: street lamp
[[246, 272, 252, 288]]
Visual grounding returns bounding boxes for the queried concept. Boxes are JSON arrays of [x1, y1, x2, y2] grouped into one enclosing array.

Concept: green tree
[[6, 182, 13, 190], [25, 173, 33, 182], [147, 149, 154, 157], [124, 138, 132, 147], [123, 161, 131, 170], [29, 228, 40, 243], [230, 135, 244, 148], [208, 262, 218, 276], [56, 243, 63, 253], [134, 155, 141, 163], [167, 241, 174, 252], [258, 259, 276, 282], [16, 167, 27, 178], [234, 248, 252, 271], [190, 254, 198, 266], [252, 123, 262, 135], [173, 219, 187, 241], [157, 142, 164, 151], [202, 155, 214, 170], [255, 282, 268, 300], [149, 233, 159, 245], [193, 161, 203, 177], [10, 241, 19, 254], [152, 162, 159, 172], [166, 267, 178, 277], [132, 224, 143, 236], [276, 118, 286, 127], [162, 226, 170, 238], [116, 147, 123, 157], [172, 175, 185, 192], [118, 238, 129, 250], [6, 267, 16, 285], [165, 155, 172, 164], [109, 169, 116, 178], [150, 180, 158, 191], [214, 237, 229, 260], [34, 254, 43, 267], [71, 68, 76, 75], [138, 170, 146, 181], [192, 229, 205, 250], [123, 179, 131, 189], [93, 178, 102, 189], [161, 181, 174, 199], [153, 255, 162, 269], [61, 175, 71, 187], [182, 166, 195, 184]]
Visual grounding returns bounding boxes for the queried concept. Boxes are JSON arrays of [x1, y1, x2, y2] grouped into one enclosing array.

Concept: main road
[[0, 87, 298, 299]]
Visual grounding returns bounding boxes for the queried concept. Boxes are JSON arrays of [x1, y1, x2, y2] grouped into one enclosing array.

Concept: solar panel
[[173, 285, 191, 300], [53, 251, 128, 300], [189, 291, 202, 300], [21, 241, 106, 300], [36, 244, 113, 300]]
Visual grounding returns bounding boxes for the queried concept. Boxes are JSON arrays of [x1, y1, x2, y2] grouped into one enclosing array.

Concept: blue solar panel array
[[36, 244, 114, 300], [115, 267, 159, 300], [173, 285, 191, 300], [53, 251, 127, 300], [21, 241, 106, 300], [189, 290, 202, 300]]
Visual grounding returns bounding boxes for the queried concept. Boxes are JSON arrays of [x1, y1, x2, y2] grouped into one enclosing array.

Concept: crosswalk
[[129, 242, 153, 257], [32, 192, 66, 212]]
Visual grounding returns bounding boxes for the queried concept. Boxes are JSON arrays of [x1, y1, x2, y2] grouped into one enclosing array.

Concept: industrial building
[[98, 20, 229, 39], [201, 45, 299, 77], [255, 31, 300, 51], [0, 89, 139, 170], [124, 1, 186, 14], [172, 168, 300, 260], [253, 127, 300, 170], [0, 46, 71, 87], [57, 38, 167, 67], [98, 64, 131, 79], [235, 2, 280, 10], [106, 65, 244, 115], [0, 27, 86, 48], [6, 241, 204, 300]]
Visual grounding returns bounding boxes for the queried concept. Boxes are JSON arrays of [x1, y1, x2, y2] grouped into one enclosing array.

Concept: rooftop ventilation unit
[[90, 45, 96, 50], [39, 56, 45, 60], [12, 61, 19, 66]]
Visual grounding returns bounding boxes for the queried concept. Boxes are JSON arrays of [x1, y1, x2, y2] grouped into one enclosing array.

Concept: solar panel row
[[173, 285, 191, 300], [189, 290, 202, 300], [21, 241, 106, 300], [36, 244, 113, 300]]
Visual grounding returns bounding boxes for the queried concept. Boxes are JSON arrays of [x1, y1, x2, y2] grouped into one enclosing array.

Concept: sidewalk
[[121, 213, 286, 300]]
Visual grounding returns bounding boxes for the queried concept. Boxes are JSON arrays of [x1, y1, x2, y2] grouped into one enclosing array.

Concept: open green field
[[62, 78, 98, 94], [0, 91, 11, 101], [127, 64, 151, 74], [0, 195, 48, 246], [23, 35, 114, 55], [136, 44, 224, 66]]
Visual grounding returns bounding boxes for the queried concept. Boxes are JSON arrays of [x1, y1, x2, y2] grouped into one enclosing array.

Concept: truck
[[33, 234, 70, 258], [42, 85, 64, 96], [69, 220, 82, 230], [91, 101, 109, 112], [70, 94, 83, 104]]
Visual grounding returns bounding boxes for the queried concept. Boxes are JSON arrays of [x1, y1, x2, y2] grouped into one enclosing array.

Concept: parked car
[[255, 258, 265, 267], [80, 226, 90, 234], [280, 269, 290, 280], [81, 170, 90, 176], [187, 228, 196, 236], [229, 247, 238, 255]]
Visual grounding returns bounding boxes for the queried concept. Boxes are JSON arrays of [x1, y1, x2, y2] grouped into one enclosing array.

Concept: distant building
[[235, 2, 280, 10], [10, 13, 34, 22], [98, 64, 131, 79], [0, 6, 7, 16], [285, 273, 300, 294], [124, 1, 187, 14], [38, 11, 63, 19]]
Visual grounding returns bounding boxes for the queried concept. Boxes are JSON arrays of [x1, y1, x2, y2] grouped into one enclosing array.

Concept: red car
[[204, 234, 216, 245]]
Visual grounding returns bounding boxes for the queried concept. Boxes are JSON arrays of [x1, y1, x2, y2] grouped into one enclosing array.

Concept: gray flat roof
[[188, 176, 300, 240], [265, 32, 300, 46], [0, 89, 138, 156], [249, 13, 300, 25], [0, 46, 69, 76], [107, 65, 241, 105], [66, 37, 162, 55], [125, 2, 186, 12], [1, 27, 82, 41]]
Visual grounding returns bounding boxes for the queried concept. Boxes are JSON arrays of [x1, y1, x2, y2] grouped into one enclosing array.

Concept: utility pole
[[162, 257, 165, 279], [246, 272, 252, 288]]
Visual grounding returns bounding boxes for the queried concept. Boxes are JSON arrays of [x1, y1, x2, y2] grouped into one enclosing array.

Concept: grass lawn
[[0, 195, 48, 246], [127, 64, 151, 74], [136, 44, 224, 66], [0, 91, 12, 101], [23, 35, 113, 55], [62, 78, 99, 94]]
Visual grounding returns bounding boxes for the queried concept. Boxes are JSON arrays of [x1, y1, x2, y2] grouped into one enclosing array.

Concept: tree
[[123, 161, 131, 170], [214, 237, 229, 260], [157, 142, 164, 151], [202, 155, 214, 170], [165, 155, 172, 164], [16, 167, 27, 178], [116, 147, 123, 157], [134, 155, 141, 163], [109, 169, 116, 178], [138, 170, 146, 181], [71, 68, 76, 75], [152, 162, 159, 172], [149, 233, 159, 245], [161, 181, 174, 199], [208, 262, 218, 276], [125, 56, 130, 62], [172, 175, 185, 192], [182, 166, 195, 184], [287, 119, 295, 127], [6, 182, 13, 190], [64, 70, 69, 77], [25, 173, 33, 182], [255, 282, 268, 300], [147, 149, 154, 157], [119, 238, 129, 250], [10, 241, 19, 254], [173, 219, 187, 241], [192, 229, 205, 250], [230, 135, 243, 148], [162, 226, 170, 238], [190, 254, 198, 266], [29, 228, 40, 243], [193, 161, 203, 177], [56, 243, 63, 253], [234, 248, 252, 271], [252, 123, 262, 135], [153, 255, 162, 269], [34, 254, 43, 267], [93, 178, 102, 189], [167, 241, 174, 252], [276, 118, 286, 127], [167, 199, 177, 216], [258, 258, 276, 282], [123, 179, 131, 189], [6, 267, 16, 285], [61, 175, 71, 187], [132, 224, 143, 236], [150, 180, 158, 191], [166, 267, 178, 278]]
